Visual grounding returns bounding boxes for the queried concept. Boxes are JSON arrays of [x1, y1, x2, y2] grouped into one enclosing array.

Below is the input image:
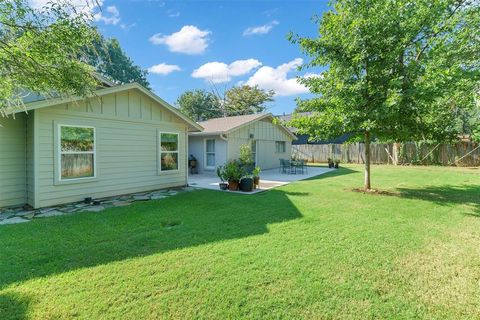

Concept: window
[[160, 133, 179, 171], [275, 141, 286, 153], [205, 139, 215, 168], [59, 125, 95, 180]]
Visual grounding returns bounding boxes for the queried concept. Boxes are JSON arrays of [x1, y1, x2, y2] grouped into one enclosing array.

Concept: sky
[[36, 0, 331, 115]]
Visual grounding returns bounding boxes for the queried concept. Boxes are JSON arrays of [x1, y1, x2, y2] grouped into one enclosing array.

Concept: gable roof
[[7, 82, 203, 131], [192, 113, 296, 139]]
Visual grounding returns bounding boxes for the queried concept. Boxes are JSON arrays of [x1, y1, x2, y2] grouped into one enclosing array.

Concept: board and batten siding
[[0, 113, 27, 207], [227, 118, 293, 170], [33, 88, 188, 208], [188, 135, 227, 173]]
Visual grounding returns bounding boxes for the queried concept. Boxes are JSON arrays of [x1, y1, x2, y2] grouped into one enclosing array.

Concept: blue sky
[[92, 0, 330, 115]]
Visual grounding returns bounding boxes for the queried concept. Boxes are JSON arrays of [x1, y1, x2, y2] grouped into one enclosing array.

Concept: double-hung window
[[275, 141, 286, 153], [59, 125, 96, 180], [160, 133, 179, 171]]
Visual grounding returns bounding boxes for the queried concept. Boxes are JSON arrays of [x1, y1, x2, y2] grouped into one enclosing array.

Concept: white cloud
[[149, 25, 210, 55], [148, 63, 181, 75], [243, 20, 279, 36], [167, 9, 180, 17], [94, 5, 120, 25], [245, 58, 312, 96], [191, 59, 262, 83]]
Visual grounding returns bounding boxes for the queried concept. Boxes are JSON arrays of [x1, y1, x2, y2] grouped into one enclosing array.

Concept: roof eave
[[7, 83, 203, 132]]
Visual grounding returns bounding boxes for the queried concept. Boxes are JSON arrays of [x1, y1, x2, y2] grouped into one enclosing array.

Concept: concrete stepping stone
[[0, 217, 30, 225], [35, 210, 66, 218], [81, 206, 105, 212]]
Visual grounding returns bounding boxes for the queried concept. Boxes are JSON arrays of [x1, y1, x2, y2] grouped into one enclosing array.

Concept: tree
[[224, 85, 274, 116], [84, 33, 150, 89], [176, 89, 221, 121], [289, 0, 480, 190], [0, 0, 100, 115]]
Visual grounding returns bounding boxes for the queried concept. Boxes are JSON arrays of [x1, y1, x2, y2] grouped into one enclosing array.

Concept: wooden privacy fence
[[292, 142, 480, 166]]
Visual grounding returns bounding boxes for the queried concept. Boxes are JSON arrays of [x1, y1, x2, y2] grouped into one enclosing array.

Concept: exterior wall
[[227, 119, 293, 170], [26, 111, 36, 206], [0, 114, 27, 207], [33, 88, 189, 208], [188, 135, 227, 173]]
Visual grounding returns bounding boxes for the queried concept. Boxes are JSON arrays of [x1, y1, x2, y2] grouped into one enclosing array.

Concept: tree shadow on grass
[[395, 184, 480, 217], [303, 166, 358, 182], [0, 188, 302, 290], [0, 292, 30, 320]]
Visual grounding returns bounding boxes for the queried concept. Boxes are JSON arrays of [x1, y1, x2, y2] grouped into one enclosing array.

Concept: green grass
[[1, 165, 479, 319]]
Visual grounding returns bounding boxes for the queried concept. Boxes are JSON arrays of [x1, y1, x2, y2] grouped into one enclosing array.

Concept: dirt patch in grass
[[351, 188, 399, 196]]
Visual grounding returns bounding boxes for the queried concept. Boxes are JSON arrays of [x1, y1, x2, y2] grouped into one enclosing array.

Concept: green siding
[[0, 114, 27, 207], [227, 119, 293, 170], [34, 88, 188, 208]]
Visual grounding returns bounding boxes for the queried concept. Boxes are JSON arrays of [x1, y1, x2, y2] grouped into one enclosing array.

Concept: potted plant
[[327, 158, 334, 168], [334, 159, 340, 169], [239, 143, 254, 174], [216, 166, 228, 190], [252, 166, 261, 189], [222, 160, 244, 191], [240, 174, 254, 192]]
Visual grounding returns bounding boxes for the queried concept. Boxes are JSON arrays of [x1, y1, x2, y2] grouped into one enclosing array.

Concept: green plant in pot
[[334, 159, 340, 169], [252, 166, 261, 189], [222, 160, 244, 191], [216, 166, 228, 190], [327, 158, 334, 168], [239, 143, 254, 174], [239, 173, 254, 192]]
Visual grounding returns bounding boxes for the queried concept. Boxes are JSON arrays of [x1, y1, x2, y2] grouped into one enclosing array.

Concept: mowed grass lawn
[[1, 165, 479, 319]]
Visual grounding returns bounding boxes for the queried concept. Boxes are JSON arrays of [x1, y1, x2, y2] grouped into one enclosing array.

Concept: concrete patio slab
[[188, 166, 334, 194]]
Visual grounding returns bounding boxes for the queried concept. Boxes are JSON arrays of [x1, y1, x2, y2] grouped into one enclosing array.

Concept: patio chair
[[280, 159, 292, 174], [299, 159, 307, 174]]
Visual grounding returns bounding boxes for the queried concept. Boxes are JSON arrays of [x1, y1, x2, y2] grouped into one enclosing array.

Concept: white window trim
[[159, 131, 180, 173], [58, 124, 97, 182], [204, 138, 216, 170]]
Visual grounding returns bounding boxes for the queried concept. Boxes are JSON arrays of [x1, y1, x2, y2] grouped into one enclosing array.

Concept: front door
[[205, 139, 216, 169]]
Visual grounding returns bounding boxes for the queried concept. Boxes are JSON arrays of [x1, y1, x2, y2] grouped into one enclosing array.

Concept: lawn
[[1, 165, 479, 319]]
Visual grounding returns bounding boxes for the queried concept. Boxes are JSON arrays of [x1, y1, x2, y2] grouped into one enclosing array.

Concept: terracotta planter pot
[[228, 180, 239, 191]]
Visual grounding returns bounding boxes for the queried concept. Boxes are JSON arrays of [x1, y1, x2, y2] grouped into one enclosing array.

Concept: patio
[[188, 166, 334, 194]]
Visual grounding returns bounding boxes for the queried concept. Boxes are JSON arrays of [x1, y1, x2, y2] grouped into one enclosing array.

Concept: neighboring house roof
[[191, 113, 297, 139], [7, 82, 203, 132], [277, 112, 350, 145], [277, 112, 312, 133]]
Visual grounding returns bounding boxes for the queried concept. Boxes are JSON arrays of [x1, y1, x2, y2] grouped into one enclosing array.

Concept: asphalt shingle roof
[[197, 113, 268, 134]]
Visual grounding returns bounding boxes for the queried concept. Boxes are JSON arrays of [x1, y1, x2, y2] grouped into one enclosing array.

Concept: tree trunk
[[364, 131, 371, 191]]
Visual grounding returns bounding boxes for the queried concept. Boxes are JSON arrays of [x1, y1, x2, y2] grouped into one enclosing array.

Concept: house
[[188, 113, 296, 173], [0, 82, 202, 209]]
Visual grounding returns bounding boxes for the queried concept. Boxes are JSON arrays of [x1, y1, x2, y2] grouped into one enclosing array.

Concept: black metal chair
[[280, 159, 291, 174]]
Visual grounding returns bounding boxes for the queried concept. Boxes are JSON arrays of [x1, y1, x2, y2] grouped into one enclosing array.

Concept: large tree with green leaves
[[289, 0, 480, 190], [176, 89, 222, 121], [0, 0, 100, 115], [84, 33, 150, 89], [224, 85, 274, 116], [177, 85, 275, 121]]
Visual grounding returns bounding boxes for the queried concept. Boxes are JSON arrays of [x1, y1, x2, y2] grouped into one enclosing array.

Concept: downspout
[[185, 127, 189, 188], [220, 133, 228, 162]]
